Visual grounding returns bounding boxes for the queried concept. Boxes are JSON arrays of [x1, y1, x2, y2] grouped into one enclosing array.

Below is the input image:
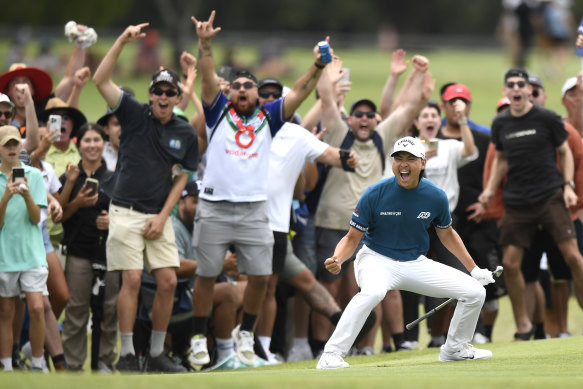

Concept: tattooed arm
[[283, 37, 333, 120], [191, 11, 222, 106]]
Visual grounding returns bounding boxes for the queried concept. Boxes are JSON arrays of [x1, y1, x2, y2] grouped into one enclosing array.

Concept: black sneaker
[[115, 354, 140, 372], [12, 349, 27, 370], [147, 353, 187, 373]]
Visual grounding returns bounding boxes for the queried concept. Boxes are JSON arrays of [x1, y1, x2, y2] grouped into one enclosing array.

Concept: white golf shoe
[[189, 335, 210, 365], [231, 325, 256, 366], [316, 352, 349, 369], [439, 343, 492, 362]]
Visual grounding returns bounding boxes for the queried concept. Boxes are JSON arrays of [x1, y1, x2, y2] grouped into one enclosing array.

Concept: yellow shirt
[[45, 142, 81, 178], [44, 142, 81, 243]]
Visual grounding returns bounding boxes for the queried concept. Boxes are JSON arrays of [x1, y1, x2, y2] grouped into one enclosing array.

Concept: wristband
[[457, 120, 468, 126], [314, 62, 325, 69]]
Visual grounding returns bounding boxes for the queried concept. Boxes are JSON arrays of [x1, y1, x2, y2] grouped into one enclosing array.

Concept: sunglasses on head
[[231, 81, 256, 90], [0, 110, 12, 118], [506, 81, 526, 89], [151, 87, 179, 97], [258, 90, 282, 99], [353, 111, 376, 119]]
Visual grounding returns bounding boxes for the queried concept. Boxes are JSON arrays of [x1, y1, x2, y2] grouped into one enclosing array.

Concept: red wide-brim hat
[[0, 63, 53, 102]]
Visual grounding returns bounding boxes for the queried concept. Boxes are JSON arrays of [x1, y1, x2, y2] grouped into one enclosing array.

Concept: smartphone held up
[[48, 115, 62, 142]]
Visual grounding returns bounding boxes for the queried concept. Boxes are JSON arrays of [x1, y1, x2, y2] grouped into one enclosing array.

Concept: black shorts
[[272, 231, 288, 274], [316, 227, 360, 283]]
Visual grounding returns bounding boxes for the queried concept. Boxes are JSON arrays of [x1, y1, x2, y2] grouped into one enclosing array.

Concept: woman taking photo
[[58, 123, 119, 372]]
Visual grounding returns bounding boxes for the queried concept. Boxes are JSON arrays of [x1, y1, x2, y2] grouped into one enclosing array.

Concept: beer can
[[318, 41, 332, 64]]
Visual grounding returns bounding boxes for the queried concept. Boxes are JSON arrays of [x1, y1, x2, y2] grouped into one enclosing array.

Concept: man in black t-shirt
[[479, 68, 583, 340], [93, 24, 199, 373]]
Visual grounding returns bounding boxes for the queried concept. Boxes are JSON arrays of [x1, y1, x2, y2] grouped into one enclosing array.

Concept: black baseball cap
[[181, 180, 200, 198], [257, 78, 283, 92], [231, 69, 258, 84], [150, 68, 182, 93], [350, 98, 377, 115], [504, 68, 529, 82]]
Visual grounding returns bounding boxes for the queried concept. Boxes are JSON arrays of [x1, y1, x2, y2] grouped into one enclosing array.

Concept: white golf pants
[[324, 245, 486, 355]]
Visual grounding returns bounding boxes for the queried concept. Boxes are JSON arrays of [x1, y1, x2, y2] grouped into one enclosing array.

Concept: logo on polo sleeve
[[169, 139, 182, 149]]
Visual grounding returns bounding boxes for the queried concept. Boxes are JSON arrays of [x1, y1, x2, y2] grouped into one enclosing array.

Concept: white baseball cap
[[391, 136, 425, 159], [561, 77, 577, 98], [0, 93, 14, 108]]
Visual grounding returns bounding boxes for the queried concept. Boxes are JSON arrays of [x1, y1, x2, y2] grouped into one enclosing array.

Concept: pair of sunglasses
[[353, 111, 376, 119], [506, 81, 526, 89], [151, 87, 179, 97], [258, 90, 282, 99], [231, 81, 256, 90]]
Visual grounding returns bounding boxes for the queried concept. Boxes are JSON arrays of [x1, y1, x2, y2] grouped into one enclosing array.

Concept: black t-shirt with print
[[492, 104, 568, 206]]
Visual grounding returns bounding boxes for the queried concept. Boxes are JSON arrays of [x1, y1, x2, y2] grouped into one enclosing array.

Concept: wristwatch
[[565, 180, 575, 189]]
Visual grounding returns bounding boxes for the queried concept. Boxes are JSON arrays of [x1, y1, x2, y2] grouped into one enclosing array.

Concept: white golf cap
[[0, 93, 14, 108], [561, 77, 577, 98], [391, 136, 425, 159]]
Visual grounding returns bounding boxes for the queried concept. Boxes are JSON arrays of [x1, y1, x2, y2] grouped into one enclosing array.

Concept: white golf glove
[[471, 267, 495, 286]]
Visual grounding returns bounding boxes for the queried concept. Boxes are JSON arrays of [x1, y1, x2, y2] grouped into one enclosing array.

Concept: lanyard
[[228, 105, 265, 149]]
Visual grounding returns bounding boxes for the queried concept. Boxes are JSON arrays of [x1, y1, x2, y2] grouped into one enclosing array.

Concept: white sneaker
[[97, 360, 113, 374], [316, 352, 349, 369], [287, 343, 313, 362], [22, 342, 49, 372], [439, 344, 492, 362], [21, 341, 32, 360], [356, 346, 375, 356], [264, 350, 283, 365], [231, 325, 255, 366], [189, 335, 210, 365], [472, 332, 491, 344]]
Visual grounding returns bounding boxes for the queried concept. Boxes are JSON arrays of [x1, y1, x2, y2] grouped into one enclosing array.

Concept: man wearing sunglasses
[[188, 11, 329, 368], [479, 68, 583, 341], [93, 23, 199, 373]]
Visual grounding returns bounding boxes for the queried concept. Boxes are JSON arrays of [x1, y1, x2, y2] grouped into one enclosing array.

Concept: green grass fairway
[[3, 336, 582, 389]]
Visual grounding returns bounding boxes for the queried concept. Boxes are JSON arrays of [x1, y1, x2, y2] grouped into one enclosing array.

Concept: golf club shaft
[[404, 266, 503, 331], [405, 298, 453, 330]]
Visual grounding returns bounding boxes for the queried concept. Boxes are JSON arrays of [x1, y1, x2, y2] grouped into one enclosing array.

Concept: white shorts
[[0, 266, 49, 298]]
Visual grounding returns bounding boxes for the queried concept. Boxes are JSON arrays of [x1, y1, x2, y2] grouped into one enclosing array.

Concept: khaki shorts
[[500, 189, 576, 248], [106, 203, 179, 271], [193, 199, 273, 277], [0, 266, 48, 298]]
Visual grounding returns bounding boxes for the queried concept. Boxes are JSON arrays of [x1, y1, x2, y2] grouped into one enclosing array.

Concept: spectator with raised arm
[[93, 23, 199, 373], [188, 10, 330, 367]]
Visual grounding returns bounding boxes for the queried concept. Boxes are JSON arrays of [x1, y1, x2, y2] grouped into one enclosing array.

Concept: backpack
[[304, 128, 385, 213]]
